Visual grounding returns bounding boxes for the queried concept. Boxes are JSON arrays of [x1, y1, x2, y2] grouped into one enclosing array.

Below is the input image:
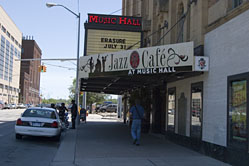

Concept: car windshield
[[22, 109, 56, 119]]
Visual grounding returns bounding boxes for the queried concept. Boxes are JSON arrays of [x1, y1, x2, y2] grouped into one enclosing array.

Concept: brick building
[[20, 38, 41, 105]]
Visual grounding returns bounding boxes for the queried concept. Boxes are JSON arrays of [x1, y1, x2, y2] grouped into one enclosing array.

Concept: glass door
[[167, 88, 176, 132], [191, 82, 203, 139]]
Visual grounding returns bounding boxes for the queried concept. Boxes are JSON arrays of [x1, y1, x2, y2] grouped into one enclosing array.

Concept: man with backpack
[[129, 99, 144, 146]]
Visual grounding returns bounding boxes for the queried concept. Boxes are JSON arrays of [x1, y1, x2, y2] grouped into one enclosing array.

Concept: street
[[0, 109, 61, 166]]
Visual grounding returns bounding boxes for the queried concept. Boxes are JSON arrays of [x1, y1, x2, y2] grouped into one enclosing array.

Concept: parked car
[[0, 101, 4, 109], [10, 104, 16, 109], [100, 104, 117, 113], [15, 107, 62, 141], [3, 104, 11, 109], [16, 103, 27, 109]]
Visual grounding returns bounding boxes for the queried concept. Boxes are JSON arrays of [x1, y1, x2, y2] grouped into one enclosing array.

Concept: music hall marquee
[[79, 42, 208, 94]]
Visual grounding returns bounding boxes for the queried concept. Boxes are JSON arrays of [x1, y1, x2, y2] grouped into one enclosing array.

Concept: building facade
[[20, 38, 41, 105], [0, 6, 22, 104], [122, 0, 249, 165]]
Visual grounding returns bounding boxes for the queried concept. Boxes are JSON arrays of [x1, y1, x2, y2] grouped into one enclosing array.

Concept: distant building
[[20, 38, 41, 105], [0, 6, 22, 104]]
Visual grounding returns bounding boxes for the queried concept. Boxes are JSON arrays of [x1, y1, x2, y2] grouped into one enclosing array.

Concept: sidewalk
[[50, 114, 231, 166]]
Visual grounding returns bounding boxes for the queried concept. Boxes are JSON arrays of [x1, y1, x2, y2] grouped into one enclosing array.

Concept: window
[[0, 35, 5, 79], [233, 0, 243, 8], [4, 40, 10, 81], [6, 31, 10, 38], [190, 82, 203, 139], [18, 51, 21, 59], [167, 88, 176, 132], [11, 36, 14, 42], [9, 45, 14, 78], [22, 109, 56, 119], [228, 73, 248, 151], [1, 26, 6, 33]]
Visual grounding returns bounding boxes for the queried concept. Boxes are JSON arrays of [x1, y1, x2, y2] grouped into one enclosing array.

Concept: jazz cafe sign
[[79, 42, 195, 78]]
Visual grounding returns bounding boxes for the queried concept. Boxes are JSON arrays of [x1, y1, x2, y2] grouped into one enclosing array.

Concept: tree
[[86, 92, 108, 106], [68, 78, 76, 101], [42, 98, 69, 105], [68, 78, 109, 107]]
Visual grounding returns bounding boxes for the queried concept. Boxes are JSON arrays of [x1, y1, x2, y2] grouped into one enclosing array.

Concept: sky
[[0, 0, 122, 99]]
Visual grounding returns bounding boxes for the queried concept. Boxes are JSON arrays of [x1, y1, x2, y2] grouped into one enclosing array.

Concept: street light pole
[[75, 13, 80, 125], [46, 3, 81, 124]]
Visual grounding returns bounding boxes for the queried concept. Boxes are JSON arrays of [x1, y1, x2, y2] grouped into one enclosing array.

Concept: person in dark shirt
[[58, 103, 68, 122], [70, 100, 77, 129], [51, 103, 56, 110], [129, 99, 144, 146]]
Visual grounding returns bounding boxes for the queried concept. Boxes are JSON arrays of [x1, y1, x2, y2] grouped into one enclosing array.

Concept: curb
[[50, 128, 77, 166]]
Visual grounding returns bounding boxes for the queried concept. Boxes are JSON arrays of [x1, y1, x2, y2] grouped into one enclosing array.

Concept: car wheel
[[16, 134, 22, 139]]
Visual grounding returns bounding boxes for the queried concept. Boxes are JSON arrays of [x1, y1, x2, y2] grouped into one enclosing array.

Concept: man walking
[[70, 100, 77, 129], [129, 99, 144, 146]]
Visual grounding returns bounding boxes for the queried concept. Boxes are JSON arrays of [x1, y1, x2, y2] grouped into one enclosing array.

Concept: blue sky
[[0, 0, 122, 99]]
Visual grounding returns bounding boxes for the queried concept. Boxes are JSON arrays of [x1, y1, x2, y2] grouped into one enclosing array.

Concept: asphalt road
[[0, 109, 61, 166]]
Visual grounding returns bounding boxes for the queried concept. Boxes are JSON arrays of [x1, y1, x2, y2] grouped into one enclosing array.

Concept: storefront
[[202, 9, 249, 165], [79, 40, 207, 132]]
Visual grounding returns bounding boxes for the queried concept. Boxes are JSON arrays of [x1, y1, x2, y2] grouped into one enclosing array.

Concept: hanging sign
[[194, 56, 209, 71], [79, 42, 194, 78]]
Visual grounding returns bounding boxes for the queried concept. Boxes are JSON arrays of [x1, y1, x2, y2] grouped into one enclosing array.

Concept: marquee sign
[[79, 42, 194, 78], [86, 29, 141, 56], [87, 14, 142, 29], [84, 14, 142, 56]]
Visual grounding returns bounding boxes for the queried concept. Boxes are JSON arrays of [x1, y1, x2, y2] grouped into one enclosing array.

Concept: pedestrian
[[129, 99, 144, 146], [50, 103, 58, 113], [51, 103, 56, 109], [70, 100, 77, 129], [80, 107, 87, 123], [58, 103, 68, 122]]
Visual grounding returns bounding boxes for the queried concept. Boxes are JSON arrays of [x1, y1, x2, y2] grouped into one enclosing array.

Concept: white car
[[16, 103, 27, 109], [15, 107, 62, 141]]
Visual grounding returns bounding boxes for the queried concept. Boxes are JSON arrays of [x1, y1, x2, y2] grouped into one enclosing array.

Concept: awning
[[79, 42, 207, 94], [80, 71, 202, 95]]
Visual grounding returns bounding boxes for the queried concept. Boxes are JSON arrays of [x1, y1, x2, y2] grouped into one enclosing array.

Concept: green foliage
[[68, 78, 110, 106], [42, 98, 70, 105], [68, 78, 76, 101], [86, 92, 108, 105], [106, 99, 118, 104]]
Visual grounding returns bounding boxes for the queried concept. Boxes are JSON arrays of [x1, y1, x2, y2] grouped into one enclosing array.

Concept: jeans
[[131, 119, 142, 144], [72, 116, 76, 129]]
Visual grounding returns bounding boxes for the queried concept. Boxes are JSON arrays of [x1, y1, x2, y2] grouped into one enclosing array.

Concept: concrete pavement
[[50, 114, 231, 166]]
